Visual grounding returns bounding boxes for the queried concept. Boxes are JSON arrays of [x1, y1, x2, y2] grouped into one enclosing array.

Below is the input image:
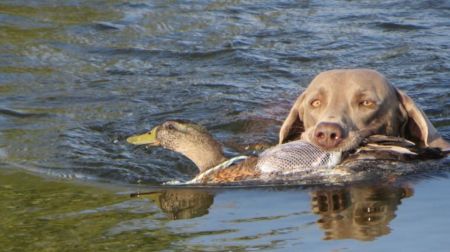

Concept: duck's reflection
[[133, 189, 214, 220], [311, 185, 413, 241]]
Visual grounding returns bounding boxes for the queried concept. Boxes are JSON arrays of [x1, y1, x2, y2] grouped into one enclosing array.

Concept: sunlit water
[[1, 0, 449, 251]]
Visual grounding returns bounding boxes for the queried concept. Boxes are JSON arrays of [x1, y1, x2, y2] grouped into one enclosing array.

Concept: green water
[[1, 170, 145, 251], [1, 169, 218, 251], [3, 168, 450, 251]]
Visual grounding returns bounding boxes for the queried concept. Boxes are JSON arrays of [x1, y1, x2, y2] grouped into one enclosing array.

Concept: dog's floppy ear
[[396, 89, 450, 151], [279, 92, 306, 144]]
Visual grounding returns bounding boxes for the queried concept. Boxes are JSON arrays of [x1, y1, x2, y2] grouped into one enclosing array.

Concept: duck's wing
[[363, 135, 415, 147], [345, 135, 446, 162]]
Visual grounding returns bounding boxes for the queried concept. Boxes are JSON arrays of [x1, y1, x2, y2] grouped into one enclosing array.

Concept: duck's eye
[[360, 100, 376, 108], [166, 123, 176, 130], [311, 99, 321, 108]]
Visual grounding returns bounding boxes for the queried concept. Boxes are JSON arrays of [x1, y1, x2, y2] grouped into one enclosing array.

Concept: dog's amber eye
[[311, 99, 321, 108], [360, 100, 376, 108]]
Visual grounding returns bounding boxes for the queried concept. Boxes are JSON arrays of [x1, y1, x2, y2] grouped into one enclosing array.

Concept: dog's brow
[[313, 87, 327, 97], [353, 89, 379, 100]]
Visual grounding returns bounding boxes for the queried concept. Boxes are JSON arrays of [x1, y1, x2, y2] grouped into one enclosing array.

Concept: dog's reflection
[[311, 185, 413, 241], [133, 189, 214, 220]]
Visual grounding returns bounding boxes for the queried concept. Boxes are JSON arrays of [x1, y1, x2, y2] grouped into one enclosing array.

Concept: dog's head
[[279, 69, 449, 152]]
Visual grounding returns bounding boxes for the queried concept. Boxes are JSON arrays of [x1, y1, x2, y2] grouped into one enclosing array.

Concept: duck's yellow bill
[[126, 126, 159, 145]]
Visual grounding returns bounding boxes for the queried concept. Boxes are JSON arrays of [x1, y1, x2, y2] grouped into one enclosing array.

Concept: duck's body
[[127, 120, 447, 185], [188, 156, 260, 184]]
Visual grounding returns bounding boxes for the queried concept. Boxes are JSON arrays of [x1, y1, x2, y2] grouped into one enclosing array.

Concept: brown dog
[[279, 69, 450, 152]]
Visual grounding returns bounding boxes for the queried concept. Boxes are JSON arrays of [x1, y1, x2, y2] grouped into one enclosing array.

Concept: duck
[[127, 120, 447, 185]]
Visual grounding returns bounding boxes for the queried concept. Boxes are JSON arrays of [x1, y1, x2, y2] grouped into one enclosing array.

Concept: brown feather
[[196, 157, 260, 184]]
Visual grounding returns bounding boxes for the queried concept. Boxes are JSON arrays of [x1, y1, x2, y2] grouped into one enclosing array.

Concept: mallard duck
[[127, 120, 447, 185], [127, 120, 260, 184]]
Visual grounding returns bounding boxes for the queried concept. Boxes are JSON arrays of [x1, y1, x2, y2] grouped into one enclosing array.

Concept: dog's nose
[[314, 122, 344, 149]]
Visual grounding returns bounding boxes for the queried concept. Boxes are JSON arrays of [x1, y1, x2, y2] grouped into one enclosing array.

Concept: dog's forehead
[[308, 69, 390, 91]]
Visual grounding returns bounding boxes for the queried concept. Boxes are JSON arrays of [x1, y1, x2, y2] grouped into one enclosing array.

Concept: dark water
[[1, 0, 449, 251]]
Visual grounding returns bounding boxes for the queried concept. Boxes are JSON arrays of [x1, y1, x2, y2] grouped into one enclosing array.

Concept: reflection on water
[[311, 185, 412, 241], [2, 169, 450, 251], [134, 183, 413, 241]]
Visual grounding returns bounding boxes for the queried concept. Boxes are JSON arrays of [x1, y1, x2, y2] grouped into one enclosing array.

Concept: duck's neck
[[176, 140, 228, 173]]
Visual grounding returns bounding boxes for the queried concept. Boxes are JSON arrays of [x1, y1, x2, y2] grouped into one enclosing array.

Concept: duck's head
[[127, 120, 227, 172]]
